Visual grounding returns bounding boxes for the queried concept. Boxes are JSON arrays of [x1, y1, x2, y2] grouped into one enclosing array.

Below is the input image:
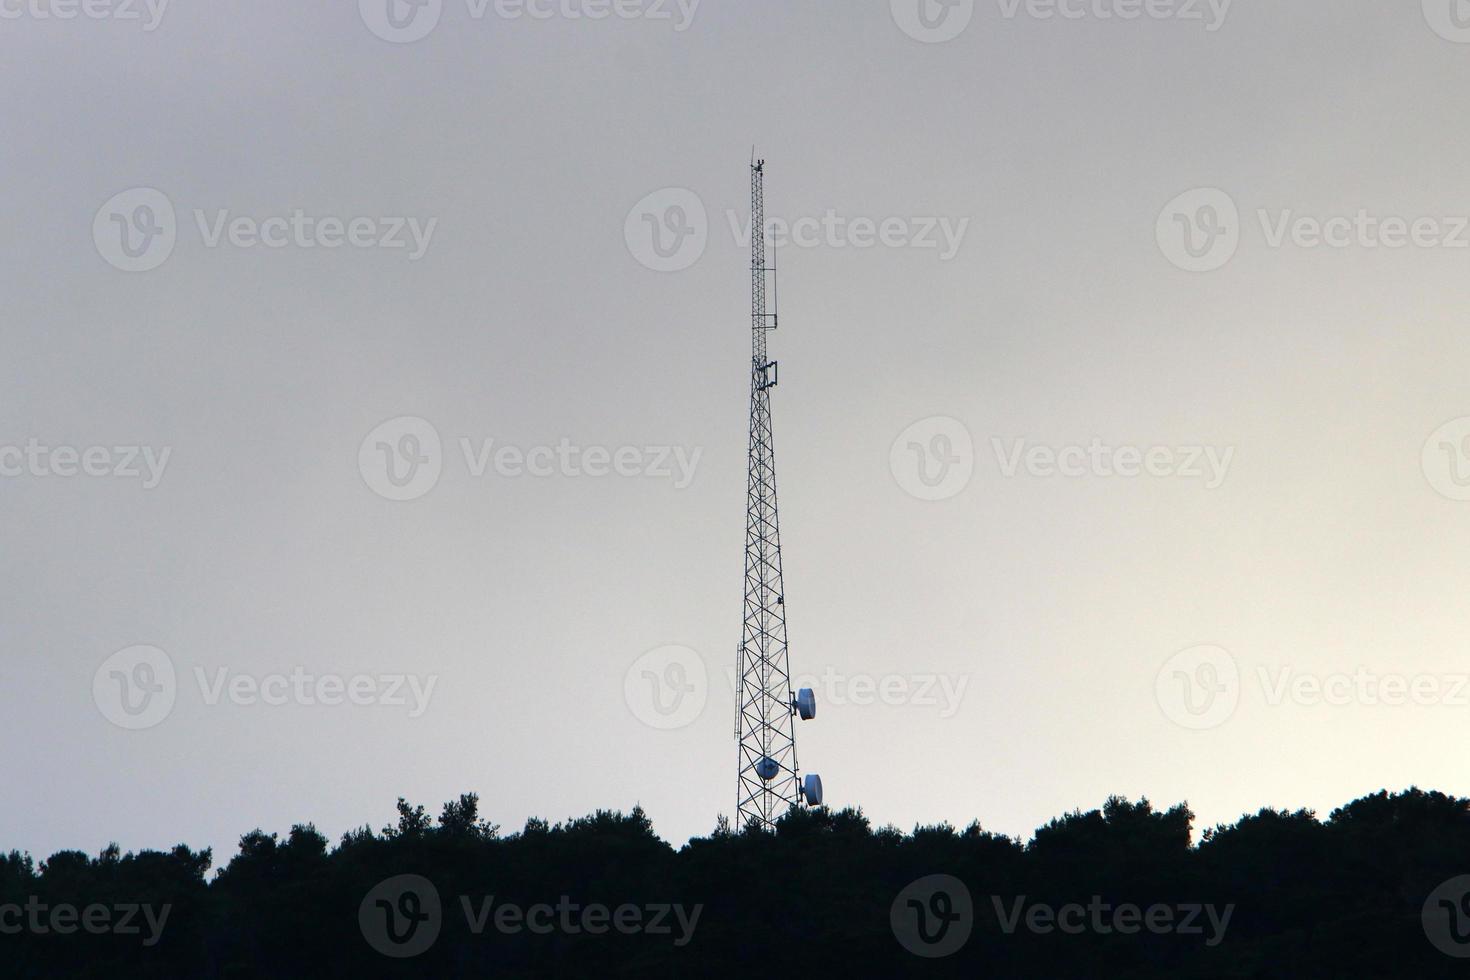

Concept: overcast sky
[[8, 0, 1470, 862]]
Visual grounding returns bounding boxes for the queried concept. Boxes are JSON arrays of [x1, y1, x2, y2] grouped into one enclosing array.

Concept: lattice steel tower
[[736, 157, 821, 831]]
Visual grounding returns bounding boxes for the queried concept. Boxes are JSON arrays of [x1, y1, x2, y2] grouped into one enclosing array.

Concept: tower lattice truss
[[735, 158, 819, 831]]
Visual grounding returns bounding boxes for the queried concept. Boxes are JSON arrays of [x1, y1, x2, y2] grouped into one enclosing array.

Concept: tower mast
[[736, 157, 820, 830]]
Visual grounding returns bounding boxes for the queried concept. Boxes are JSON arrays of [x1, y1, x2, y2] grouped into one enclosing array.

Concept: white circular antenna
[[801, 774, 823, 806], [755, 756, 780, 781], [795, 688, 816, 720]]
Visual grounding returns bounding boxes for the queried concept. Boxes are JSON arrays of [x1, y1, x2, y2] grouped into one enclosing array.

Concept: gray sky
[[8, 0, 1470, 862]]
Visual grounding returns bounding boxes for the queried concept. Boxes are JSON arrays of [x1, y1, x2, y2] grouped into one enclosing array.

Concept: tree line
[[2, 788, 1468, 977]]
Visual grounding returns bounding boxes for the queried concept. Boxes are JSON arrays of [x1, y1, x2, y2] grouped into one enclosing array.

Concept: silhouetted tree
[[7, 789, 1470, 977]]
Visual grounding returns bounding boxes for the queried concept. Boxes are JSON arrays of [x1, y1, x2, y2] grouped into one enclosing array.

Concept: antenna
[[735, 157, 822, 830], [770, 218, 779, 331]]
